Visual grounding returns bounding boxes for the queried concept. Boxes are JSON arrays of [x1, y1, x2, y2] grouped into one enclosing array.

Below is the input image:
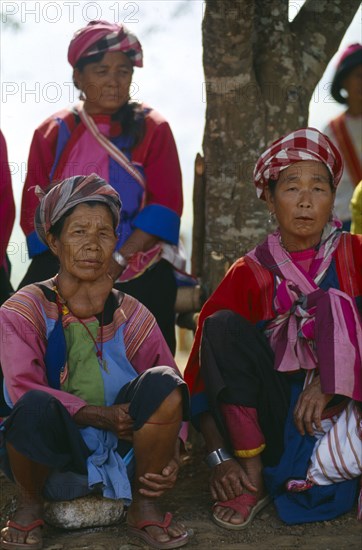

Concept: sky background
[[1, 0, 361, 288]]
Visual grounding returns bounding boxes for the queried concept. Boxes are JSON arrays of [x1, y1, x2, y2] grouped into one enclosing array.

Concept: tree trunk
[[201, 0, 360, 294], [191, 153, 206, 278]]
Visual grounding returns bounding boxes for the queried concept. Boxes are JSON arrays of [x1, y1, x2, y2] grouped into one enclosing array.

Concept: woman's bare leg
[[127, 387, 187, 544], [1, 442, 48, 546]]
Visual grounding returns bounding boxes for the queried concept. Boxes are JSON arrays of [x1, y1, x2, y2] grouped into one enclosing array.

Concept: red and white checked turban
[[68, 20, 143, 68], [35, 174, 121, 245], [253, 128, 343, 200]]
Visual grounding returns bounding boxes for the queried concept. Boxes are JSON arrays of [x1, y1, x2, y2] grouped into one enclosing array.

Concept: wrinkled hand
[[210, 459, 257, 502], [108, 257, 126, 282], [104, 403, 134, 441], [139, 440, 181, 498], [74, 403, 133, 441], [293, 376, 333, 436]]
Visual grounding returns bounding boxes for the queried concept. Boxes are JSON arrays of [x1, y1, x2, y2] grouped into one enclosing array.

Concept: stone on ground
[[44, 495, 124, 529]]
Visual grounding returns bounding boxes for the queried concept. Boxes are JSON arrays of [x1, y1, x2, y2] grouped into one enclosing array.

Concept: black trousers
[[200, 310, 290, 466], [0, 263, 13, 306], [1, 366, 189, 500], [18, 252, 177, 354], [115, 260, 177, 355], [17, 251, 60, 289]]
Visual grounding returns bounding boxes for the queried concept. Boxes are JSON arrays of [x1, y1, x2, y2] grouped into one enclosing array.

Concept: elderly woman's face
[[74, 51, 133, 115], [47, 203, 117, 281], [265, 160, 335, 251]]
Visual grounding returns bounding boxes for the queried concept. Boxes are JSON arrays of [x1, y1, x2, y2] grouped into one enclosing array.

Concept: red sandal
[[127, 511, 189, 549], [212, 494, 271, 530], [0, 519, 44, 550]]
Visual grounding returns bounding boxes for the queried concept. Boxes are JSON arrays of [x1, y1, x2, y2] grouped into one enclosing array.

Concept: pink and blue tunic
[[20, 103, 183, 258], [0, 282, 188, 500]]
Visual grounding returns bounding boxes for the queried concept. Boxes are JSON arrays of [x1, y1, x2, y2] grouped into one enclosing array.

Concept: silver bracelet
[[113, 251, 128, 268], [204, 448, 233, 468]]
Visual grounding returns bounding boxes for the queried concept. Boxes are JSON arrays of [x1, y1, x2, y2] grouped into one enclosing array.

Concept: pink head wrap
[[337, 43, 362, 67], [253, 127, 344, 200], [68, 20, 143, 68], [35, 174, 121, 245]]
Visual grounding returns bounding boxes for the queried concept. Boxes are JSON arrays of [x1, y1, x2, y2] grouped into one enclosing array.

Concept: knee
[[142, 365, 181, 390], [162, 386, 183, 413], [12, 390, 61, 426], [14, 389, 54, 412], [148, 367, 184, 416]]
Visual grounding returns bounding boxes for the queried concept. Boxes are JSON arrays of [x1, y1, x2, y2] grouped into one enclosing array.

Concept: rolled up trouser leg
[[201, 310, 290, 466]]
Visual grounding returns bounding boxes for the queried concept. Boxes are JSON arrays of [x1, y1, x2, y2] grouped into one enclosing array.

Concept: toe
[[145, 525, 171, 544], [214, 505, 246, 525], [167, 520, 187, 538]]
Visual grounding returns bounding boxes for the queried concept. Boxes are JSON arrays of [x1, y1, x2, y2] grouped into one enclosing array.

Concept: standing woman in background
[[0, 130, 15, 306], [323, 43, 362, 231], [0, 130, 16, 419], [19, 20, 184, 353]]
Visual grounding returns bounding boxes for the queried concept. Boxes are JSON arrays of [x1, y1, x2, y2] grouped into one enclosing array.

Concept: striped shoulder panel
[[1, 285, 57, 340], [101, 291, 139, 341], [122, 295, 156, 361]]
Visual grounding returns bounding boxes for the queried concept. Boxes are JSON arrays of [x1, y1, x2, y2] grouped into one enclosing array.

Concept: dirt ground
[[1, 443, 361, 550], [1, 347, 361, 549]]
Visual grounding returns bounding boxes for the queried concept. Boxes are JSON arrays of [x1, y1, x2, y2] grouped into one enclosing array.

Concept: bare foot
[[1, 502, 44, 548], [127, 497, 188, 545]]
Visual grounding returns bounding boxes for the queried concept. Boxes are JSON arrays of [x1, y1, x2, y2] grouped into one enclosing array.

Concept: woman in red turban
[[185, 127, 362, 529], [19, 21, 184, 354]]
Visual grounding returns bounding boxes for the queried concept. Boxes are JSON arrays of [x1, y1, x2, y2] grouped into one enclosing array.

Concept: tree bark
[[191, 153, 206, 278], [201, 0, 360, 294]]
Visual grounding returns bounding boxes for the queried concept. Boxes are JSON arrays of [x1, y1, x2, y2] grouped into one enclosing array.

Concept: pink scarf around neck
[[247, 223, 362, 400]]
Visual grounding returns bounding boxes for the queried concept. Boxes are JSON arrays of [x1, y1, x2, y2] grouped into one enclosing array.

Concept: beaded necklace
[[52, 278, 108, 373]]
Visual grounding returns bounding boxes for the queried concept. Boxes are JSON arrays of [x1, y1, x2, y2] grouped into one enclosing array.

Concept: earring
[[268, 211, 275, 225]]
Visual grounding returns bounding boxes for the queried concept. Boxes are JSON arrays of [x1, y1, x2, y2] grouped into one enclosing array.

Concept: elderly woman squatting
[[0, 174, 190, 550], [184, 128, 362, 529]]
